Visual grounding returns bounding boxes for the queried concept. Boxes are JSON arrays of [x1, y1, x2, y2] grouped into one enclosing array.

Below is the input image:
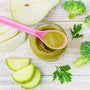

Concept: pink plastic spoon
[[0, 16, 67, 49]]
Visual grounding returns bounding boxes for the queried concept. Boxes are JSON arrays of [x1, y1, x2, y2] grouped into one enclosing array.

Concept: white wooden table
[[0, 0, 90, 90]]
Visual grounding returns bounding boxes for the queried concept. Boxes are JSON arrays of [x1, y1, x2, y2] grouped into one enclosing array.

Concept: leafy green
[[74, 41, 90, 67], [71, 24, 83, 39], [53, 65, 72, 84], [84, 15, 90, 25], [63, 0, 86, 19]]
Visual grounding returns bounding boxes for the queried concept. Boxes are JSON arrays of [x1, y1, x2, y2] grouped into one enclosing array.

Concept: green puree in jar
[[30, 23, 67, 60]]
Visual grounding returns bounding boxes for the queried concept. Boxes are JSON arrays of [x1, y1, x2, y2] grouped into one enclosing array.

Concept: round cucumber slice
[[6, 58, 30, 71], [21, 67, 41, 89], [11, 64, 35, 83]]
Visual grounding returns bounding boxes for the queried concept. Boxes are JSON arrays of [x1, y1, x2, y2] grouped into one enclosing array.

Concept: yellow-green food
[[0, 29, 19, 43], [22, 67, 41, 89], [6, 57, 41, 89], [6, 58, 30, 71], [0, 25, 26, 52], [73, 41, 90, 67], [43, 31, 67, 49], [84, 15, 90, 25], [30, 23, 67, 60], [0, 26, 12, 35], [9, 0, 60, 25], [63, 0, 86, 19], [0, 32, 26, 52], [11, 64, 35, 83]]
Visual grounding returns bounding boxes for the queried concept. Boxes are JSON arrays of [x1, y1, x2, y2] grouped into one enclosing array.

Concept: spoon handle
[[0, 16, 39, 36]]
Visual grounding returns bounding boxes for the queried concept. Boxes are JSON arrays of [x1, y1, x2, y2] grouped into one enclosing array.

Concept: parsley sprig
[[53, 65, 72, 84], [71, 24, 84, 40]]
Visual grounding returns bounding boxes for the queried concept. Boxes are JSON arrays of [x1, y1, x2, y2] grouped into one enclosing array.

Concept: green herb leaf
[[53, 65, 72, 84], [74, 34, 84, 38], [53, 71, 58, 81], [59, 65, 71, 71], [73, 24, 82, 34], [71, 24, 83, 40]]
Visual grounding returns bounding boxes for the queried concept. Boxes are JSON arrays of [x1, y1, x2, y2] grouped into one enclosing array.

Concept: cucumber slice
[[11, 64, 35, 83], [21, 67, 41, 89], [6, 58, 30, 71]]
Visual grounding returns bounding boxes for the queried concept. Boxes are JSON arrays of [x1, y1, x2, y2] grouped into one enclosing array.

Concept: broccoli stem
[[73, 56, 89, 67], [69, 13, 76, 19]]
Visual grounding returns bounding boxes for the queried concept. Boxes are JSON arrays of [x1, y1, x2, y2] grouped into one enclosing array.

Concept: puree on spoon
[[43, 31, 67, 49], [30, 23, 67, 60]]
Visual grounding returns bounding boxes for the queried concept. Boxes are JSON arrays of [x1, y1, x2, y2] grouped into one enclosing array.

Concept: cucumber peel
[[6, 58, 30, 71], [11, 64, 35, 83], [6, 58, 41, 89], [21, 67, 41, 89]]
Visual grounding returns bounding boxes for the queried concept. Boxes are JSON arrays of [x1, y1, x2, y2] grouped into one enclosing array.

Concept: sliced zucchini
[[0, 26, 12, 35], [0, 29, 19, 43], [6, 58, 30, 71], [0, 32, 26, 52], [21, 67, 41, 89], [11, 64, 35, 83]]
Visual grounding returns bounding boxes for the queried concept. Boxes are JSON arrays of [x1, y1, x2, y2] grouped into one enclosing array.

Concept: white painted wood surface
[[0, 0, 90, 90]]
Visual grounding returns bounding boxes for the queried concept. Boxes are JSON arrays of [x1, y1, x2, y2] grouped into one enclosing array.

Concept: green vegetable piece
[[11, 64, 35, 83], [63, 0, 86, 19], [6, 58, 30, 71], [74, 41, 90, 67], [21, 67, 41, 89], [53, 65, 72, 84], [84, 15, 90, 25], [74, 56, 89, 67], [80, 41, 90, 58], [71, 24, 83, 40]]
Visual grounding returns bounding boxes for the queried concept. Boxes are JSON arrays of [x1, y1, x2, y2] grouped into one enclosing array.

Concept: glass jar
[[30, 23, 67, 60]]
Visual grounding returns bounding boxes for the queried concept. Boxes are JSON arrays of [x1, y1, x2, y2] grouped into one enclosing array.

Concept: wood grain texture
[[0, 76, 90, 90], [0, 0, 90, 22], [0, 22, 89, 76], [0, 0, 90, 90]]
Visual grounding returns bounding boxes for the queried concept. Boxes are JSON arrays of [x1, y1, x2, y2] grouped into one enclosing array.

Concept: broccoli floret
[[63, 0, 86, 19], [74, 41, 90, 67], [84, 15, 90, 25], [80, 41, 90, 58]]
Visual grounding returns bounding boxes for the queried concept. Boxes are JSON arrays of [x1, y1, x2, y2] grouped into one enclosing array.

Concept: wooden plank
[[0, 0, 90, 22], [0, 0, 90, 89], [0, 76, 90, 90], [0, 22, 89, 76], [43, 0, 90, 22]]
